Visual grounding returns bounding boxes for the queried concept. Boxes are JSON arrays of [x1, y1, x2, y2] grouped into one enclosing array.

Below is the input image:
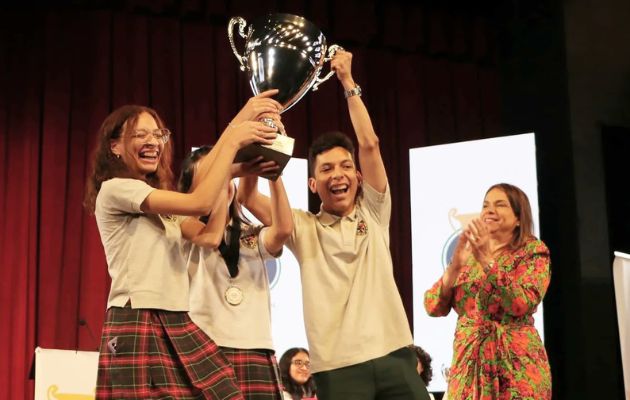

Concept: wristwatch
[[344, 84, 362, 99]]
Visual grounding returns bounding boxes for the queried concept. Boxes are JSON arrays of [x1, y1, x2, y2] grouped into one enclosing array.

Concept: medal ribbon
[[218, 220, 241, 278]]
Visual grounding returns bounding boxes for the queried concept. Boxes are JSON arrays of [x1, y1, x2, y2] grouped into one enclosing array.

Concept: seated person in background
[[413, 346, 436, 400], [279, 348, 317, 400]]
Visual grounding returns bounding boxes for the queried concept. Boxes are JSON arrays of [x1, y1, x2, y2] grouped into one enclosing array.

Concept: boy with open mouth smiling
[[238, 50, 430, 400]]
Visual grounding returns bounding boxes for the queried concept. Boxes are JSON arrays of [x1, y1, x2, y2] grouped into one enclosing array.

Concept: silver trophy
[[228, 13, 341, 179]]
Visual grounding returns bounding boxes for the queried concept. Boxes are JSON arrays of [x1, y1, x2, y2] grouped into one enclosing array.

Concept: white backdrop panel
[[409, 133, 544, 392]]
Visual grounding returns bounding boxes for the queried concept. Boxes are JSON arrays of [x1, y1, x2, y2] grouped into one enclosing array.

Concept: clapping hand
[[463, 218, 493, 267], [450, 232, 472, 271]]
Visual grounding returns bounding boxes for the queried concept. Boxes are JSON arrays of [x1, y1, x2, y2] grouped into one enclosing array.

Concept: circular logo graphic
[[441, 229, 462, 270], [265, 258, 281, 289]]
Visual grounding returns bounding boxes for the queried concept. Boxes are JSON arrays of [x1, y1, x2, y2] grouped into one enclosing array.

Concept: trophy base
[[234, 134, 295, 181]]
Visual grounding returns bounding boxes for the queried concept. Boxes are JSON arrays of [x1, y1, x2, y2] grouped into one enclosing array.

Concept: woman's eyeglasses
[[291, 360, 311, 368], [131, 128, 171, 144]]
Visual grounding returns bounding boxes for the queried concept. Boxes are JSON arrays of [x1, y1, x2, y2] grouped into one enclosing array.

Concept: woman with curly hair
[[84, 92, 280, 399]]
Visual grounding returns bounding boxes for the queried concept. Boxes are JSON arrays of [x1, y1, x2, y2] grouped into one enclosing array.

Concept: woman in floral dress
[[424, 183, 551, 400]]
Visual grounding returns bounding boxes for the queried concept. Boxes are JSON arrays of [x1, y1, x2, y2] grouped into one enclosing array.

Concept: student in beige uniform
[[238, 51, 430, 400], [179, 144, 292, 399], [84, 93, 280, 399]]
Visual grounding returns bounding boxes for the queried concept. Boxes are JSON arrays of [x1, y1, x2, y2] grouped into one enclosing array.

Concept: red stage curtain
[[0, 4, 501, 398]]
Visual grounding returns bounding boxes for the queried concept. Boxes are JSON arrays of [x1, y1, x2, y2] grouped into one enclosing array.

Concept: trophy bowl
[[228, 13, 341, 179]]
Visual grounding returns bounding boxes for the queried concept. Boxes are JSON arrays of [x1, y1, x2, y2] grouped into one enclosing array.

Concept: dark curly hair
[[279, 348, 316, 399], [413, 346, 433, 386]]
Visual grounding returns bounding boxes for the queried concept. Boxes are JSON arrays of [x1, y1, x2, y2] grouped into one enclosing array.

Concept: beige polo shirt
[[95, 178, 189, 311], [286, 183, 413, 373], [187, 226, 276, 350]]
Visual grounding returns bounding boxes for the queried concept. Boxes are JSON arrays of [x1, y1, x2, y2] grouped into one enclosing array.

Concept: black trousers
[[313, 347, 431, 400]]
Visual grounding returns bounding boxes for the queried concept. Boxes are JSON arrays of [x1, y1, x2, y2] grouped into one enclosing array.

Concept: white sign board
[[409, 133, 544, 392], [34, 347, 99, 400], [613, 251, 630, 398]]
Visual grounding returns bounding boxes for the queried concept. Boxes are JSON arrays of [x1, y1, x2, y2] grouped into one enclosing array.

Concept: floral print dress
[[424, 238, 552, 400]]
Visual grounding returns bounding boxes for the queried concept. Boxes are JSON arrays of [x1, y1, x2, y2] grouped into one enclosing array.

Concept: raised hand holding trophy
[[228, 13, 341, 180]]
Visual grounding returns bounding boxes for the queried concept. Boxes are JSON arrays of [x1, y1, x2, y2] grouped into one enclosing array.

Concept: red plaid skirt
[[96, 306, 243, 399], [220, 347, 283, 400]]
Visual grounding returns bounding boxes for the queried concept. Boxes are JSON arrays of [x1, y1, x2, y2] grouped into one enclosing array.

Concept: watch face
[[345, 85, 362, 98]]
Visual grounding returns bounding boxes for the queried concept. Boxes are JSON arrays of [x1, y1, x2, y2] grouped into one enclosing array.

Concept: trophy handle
[[228, 17, 249, 71], [312, 44, 344, 91]]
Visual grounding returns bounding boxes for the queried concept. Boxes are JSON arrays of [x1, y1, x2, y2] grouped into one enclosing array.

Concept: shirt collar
[[317, 204, 358, 226]]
